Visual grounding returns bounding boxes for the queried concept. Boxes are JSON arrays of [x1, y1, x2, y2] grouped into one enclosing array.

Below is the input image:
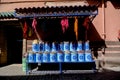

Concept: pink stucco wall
[[105, 1, 120, 41]]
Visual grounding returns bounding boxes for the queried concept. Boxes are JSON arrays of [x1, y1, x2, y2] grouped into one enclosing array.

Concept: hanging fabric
[[74, 17, 78, 41], [61, 16, 69, 33], [28, 26, 33, 37], [32, 18, 41, 40], [23, 21, 28, 38], [32, 18, 37, 31], [83, 17, 90, 41], [83, 17, 90, 30]]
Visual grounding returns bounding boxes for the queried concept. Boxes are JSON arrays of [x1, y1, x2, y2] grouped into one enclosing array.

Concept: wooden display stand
[[24, 41, 96, 75], [14, 5, 98, 75]]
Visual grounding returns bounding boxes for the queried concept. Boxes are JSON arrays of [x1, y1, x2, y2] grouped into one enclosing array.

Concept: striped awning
[[0, 12, 15, 19], [14, 5, 98, 18]]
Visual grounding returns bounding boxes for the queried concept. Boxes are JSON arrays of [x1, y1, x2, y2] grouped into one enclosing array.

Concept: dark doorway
[[4, 25, 23, 64]]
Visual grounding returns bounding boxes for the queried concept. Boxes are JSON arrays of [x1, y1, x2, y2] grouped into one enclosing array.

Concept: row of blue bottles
[[30, 40, 93, 63], [77, 41, 92, 62], [32, 41, 90, 52], [28, 51, 93, 63], [63, 41, 90, 51]]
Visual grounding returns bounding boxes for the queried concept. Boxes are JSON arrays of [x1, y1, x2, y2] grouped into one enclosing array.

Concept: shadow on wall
[[88, 22, 102, 41], [110, 0, 120, 9], [86, 0, 102, 7], [87, 22, 106, 50]]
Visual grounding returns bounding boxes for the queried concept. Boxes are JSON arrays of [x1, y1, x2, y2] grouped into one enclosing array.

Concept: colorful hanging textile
[[23, 21, 28, 38], [61, 17, 69, 33], [32, 18, 41, 40], [74, 17, 78, 41], [28, 27, 32, 37], [32, 18, 37, 31], [83, 17, 90, 30]]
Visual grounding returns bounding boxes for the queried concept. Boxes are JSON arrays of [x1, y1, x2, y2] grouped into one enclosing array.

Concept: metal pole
[[102, 0, 106, 40], [59, 62, 62, 74], [102, 0, 106, 67]]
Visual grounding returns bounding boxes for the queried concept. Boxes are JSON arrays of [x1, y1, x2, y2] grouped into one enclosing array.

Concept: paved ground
[[0, 64, 26, 76], [0, 64, 120, 80], [0, 70, 120, 80]]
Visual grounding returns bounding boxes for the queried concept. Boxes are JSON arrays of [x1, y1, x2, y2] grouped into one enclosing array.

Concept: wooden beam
[[22, 39, 27, 56]]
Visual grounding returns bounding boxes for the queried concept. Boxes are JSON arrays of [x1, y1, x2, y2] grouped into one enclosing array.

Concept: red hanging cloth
[[61, 17, 69, 33], [23, 21, 28, 38], [32, 18, 41, 40], [83, 17, 90, 30], [83, 17, 90, 41]]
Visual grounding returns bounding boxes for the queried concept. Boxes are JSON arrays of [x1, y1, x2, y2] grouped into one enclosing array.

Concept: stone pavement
[[0, 64, 26, 76], [0, 64, 120, 80], [0, 64, 96, 76], [0, 63, 120, 76]]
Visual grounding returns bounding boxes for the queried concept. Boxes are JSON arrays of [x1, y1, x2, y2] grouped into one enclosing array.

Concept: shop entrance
[[5, 25, 23, 64]]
